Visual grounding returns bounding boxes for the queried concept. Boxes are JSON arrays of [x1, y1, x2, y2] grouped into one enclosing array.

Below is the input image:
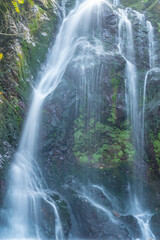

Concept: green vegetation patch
[[73, 115, 135, 168], [150, 132, 160, 172]]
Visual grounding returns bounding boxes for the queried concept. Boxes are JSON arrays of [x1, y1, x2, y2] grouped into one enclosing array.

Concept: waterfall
[[0, 0, 109, 239], [118, 8, 140, 164], [147, 21, 156, 69], [142, 21, 159, 151], [142, 67, 160, 153], [0, 0, 159, 239], [117, 7, 156, 240]]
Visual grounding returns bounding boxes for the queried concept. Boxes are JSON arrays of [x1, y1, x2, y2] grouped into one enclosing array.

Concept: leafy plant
[[151, 132, 160, 169], [73, 115, 135, 167]]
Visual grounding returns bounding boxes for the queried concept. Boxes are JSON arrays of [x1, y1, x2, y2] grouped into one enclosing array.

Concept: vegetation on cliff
[[0, 0, 59, 203]]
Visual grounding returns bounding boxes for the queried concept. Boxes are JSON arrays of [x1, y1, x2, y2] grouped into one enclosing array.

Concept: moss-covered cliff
[[0, 0, 59, 203]]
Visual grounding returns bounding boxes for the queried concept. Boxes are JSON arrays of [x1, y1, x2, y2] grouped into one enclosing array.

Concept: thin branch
[[0, 32, 24, 36]]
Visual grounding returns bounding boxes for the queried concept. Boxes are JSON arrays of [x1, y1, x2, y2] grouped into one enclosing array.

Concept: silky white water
[[117, 7, 156, 240], [147, 21, 156, 69], [118, 8, 140, 160], [142, 21, 159, 151], [0, 0, 111, 239]]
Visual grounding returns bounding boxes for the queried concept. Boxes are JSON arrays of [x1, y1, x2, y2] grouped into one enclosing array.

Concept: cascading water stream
[[117, 6, 156, 240], [142, 21, 160, 151], [0, 0, 111, 239], [147, 21, 156, 69], [117, 8, 140, 170], [142, 67, 160, 152], [0, 0, 159, 239]]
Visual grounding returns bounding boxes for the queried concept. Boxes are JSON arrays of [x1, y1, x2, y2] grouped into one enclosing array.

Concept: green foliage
[[158, 23, 160, 33], [121, 0, 154, 11], [151, 132, 160, 169], [110, 76, 119, 124], [28, 18, 39, 34], [28, 9, 43, 34], [27, 0, 34, 6], [73, 115, 135, 167]]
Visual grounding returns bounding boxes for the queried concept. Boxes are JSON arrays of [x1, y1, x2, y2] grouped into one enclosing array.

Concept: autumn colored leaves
[[12, 0, 24, 13]]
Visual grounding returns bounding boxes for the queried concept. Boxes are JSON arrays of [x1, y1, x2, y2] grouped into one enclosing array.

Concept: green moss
[[150, 132, 160, 171], [73, 115, 135, 168], [158, 23, 160, 33], [28, 18, 39, 34], [0, 94, 22, 158], [20, 6, 57, 78], [110, 76, 119, 124], [120, 0, 159, 12]]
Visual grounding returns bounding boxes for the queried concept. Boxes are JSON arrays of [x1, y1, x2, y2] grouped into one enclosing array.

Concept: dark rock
[[150, 212, 160, 238], [39, 192, 71, 238], [70, 193, 132, 239], [120, 215, 142, 239]]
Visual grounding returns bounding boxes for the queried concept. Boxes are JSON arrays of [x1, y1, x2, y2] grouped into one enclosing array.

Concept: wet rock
[[143, 70, 160, 155], [146, 71, 160, 105], [52, 193, 72, 237], [39, 192, 71, 238], [150, 212, 160, 238], [70, 193, 131, 239], [102, 5, 118, 30], [120, 215, 142, 239], [102, 53, 126, 122]]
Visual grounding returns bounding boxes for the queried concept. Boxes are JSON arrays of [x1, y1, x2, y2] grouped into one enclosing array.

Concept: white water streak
[[118, 9, 156, 240], [118, 8, 139, 144], [142, 21, 157, 150], [2, 0, 110, 239], [147, 21, 156, 69]]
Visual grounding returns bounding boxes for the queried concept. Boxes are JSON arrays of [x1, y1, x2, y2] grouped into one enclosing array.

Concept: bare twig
[[0, 32, 24, 36]]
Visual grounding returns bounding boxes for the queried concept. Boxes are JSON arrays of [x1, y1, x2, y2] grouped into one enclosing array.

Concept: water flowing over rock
[[0, 0, 160, 239]]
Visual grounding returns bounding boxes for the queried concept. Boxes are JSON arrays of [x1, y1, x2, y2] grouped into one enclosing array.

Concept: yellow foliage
[[12, 1, 20, 12], [17, 0, 24, 3], [0, 53, 3, 60], [12, 0, 24, 13]]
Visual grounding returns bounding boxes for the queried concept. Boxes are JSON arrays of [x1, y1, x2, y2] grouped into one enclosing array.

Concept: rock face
[[150, 212, 160, 239], [37, 2, 160, 237], [39, 193, 71, 238], [37, 1, 160, 183], [145, 71, 160, 174], [41, 3, 128, 169], [120, 215, 142, 239], [0, 0, 59, 203], [59, 181, 143, 240], [70, 194, 131, 240], [40, 2, 157, 173]]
